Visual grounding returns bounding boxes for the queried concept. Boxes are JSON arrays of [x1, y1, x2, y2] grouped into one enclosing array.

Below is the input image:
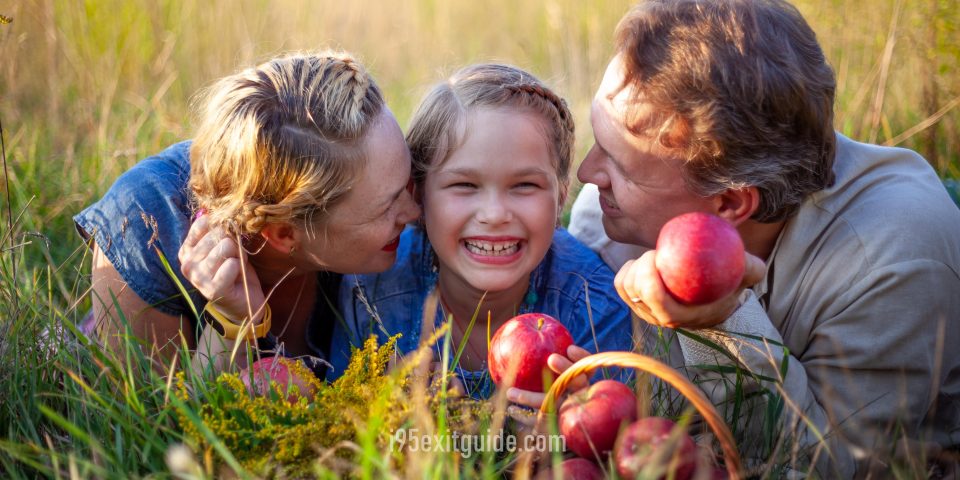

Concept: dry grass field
[[1, 1, 957, 478]]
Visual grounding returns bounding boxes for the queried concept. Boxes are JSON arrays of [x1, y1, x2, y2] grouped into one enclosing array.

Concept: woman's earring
[[289, 246, 296, 257]]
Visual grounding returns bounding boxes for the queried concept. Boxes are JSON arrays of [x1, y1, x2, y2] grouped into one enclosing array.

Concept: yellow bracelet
[[205, 303, 272, 341]]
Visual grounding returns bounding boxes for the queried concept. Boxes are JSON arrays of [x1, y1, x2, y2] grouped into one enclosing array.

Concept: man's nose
[[577, 144, 606, 186]]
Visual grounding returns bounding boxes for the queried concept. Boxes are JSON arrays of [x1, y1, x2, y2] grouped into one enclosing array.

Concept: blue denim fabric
[[328, 225, 634, 398], [74, 141, 204, 323], [73, 142, 339, 370]]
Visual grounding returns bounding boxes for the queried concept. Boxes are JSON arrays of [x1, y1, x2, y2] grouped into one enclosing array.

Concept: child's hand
[[179, 214, 267, 324], [505, 344, 591, 412]]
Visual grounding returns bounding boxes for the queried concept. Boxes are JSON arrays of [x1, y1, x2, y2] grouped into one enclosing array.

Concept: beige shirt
[[569, 134, 960, 477]]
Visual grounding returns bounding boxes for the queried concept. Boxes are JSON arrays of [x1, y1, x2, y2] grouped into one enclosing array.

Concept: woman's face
[[298, 109, 421, 274]]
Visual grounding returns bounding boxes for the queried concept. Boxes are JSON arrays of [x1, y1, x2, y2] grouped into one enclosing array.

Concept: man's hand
[[614, 249, 765, 329]]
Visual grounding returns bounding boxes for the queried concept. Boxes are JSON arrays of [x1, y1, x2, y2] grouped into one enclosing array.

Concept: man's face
[[577, 57, 715, 249]]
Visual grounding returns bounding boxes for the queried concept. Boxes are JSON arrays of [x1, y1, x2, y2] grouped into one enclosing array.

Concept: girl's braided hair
[[405, 63, 575, 199]]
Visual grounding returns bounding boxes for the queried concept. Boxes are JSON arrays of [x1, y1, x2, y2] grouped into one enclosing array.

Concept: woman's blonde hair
[[189, 51, 385, 235], [406, 64, 575, 198]]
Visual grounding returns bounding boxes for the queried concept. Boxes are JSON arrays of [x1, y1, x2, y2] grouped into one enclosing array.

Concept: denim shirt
[[328, 225, 633, 398], [73, 141, 339, 373]]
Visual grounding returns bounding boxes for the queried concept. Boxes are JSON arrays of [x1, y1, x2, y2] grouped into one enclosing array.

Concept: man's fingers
[[615, 258, 658, 323], [613, 258, 633, 299]]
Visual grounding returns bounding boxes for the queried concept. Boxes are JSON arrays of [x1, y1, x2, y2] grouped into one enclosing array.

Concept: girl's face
[[422, 107, 561, 297], [299, 109, 421, 274]]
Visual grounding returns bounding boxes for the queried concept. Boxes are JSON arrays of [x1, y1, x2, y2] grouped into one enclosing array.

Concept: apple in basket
[[487, 313, 573, 392], [614, 416, 697, 480], [559, 379, 638, 461], [240, 356, 317, 404], [655, 212, 745, 305]]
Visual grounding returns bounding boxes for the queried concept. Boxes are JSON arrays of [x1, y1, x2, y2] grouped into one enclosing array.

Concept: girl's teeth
[[465, 240, 520, 256]]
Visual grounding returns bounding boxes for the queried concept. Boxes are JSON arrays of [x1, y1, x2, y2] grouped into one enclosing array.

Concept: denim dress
[[328, 226, 634, 398], [73, 141, 339, 376]]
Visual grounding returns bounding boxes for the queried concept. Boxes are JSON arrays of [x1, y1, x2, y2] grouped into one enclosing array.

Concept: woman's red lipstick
[[382, 236, 401, 252]]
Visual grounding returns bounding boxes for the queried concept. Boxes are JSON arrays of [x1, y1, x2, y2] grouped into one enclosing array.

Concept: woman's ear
[[713, 186, 760, 226], [259, 222, 298, 255]]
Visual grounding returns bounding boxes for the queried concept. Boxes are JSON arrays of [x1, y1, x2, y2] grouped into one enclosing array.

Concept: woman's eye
[[515, 182, 540, 189], [449, 182, 476, 189]]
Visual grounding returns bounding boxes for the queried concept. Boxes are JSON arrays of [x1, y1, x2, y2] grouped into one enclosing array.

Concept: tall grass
[[2, 1, 958, 266], [1, 1, 958, 478]]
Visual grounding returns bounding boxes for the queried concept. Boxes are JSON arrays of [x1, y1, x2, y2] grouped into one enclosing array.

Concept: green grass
[[1, 0, 958, 478]]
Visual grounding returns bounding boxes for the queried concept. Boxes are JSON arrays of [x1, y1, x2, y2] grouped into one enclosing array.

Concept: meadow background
[[1, 0, 958, 478], [3, 0, 960, 274]]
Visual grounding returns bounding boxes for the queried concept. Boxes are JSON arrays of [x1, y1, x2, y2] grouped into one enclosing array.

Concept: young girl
[[327, 64, 632, 398]]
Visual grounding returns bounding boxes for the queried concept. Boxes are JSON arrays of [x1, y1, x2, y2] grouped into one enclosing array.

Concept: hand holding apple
[[504, 344, 591, 411], [613, 213, 765, 329], [488, 313, 574, 392]]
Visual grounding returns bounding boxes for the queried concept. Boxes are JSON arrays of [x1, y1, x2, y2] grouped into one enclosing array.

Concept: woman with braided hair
[[328, 63, 633, 399], [75, 51, 420, 374]]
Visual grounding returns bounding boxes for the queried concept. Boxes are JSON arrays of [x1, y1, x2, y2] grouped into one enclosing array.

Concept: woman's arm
[[90, 244, 195, 365]]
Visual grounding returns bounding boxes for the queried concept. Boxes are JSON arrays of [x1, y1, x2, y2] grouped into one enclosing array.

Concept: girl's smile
[[423, 106, 561, 297], [462, 236, 525, 264]]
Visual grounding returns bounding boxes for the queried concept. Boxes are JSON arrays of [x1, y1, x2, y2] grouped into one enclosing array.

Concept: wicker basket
[[517, 351, 742, 480]]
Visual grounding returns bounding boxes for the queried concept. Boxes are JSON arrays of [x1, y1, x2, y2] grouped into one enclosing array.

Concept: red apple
[[488, 313, 573, 392], [655, 212, 745, 305], [533, 457, 604, 480], [240, 356, 317, 404], [559, 379, 637, 460], [614, 417, 697, 480]]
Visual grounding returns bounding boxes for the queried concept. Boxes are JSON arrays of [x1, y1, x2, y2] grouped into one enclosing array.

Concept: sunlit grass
[[1, 0, 957, 478]]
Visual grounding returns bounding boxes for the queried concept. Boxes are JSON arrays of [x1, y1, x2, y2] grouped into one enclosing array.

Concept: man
[[568, 0, 960, 477]]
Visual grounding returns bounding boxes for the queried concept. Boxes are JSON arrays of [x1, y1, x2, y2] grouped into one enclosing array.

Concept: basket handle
[[522, 351, 742, 480]]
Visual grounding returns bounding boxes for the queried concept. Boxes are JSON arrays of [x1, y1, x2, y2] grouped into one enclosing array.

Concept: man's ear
[[259, 223, 298, 254], [713, 186, 760, 226]]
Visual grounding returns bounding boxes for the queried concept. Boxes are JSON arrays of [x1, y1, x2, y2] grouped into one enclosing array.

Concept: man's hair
[[189, 51, 385, 234], [615, 0, 836, 222], [405, 63, 575, 202]]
